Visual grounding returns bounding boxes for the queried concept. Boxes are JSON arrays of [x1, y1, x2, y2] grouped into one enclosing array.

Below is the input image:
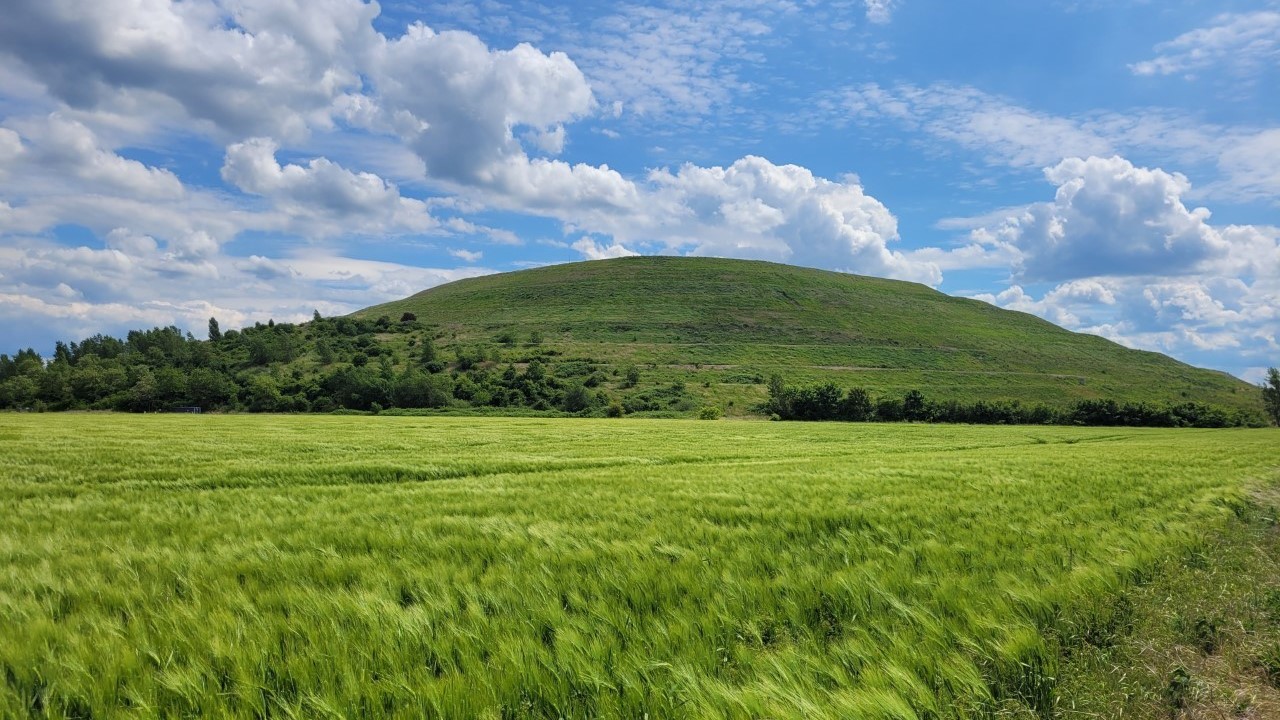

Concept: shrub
[[623, 365, 641, 388], [698, 406, 722, 420]]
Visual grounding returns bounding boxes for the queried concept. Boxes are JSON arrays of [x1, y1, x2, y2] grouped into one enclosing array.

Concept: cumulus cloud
[[10, 114, 184, 200], [0, 115, 260, 244], [967, 159, 1280, 376], [221, 137, 435, 234], [633, 156, 938, 284], [976, 271, 1279, 370], [0, 0, 380, 140], [975, 156, 1228, 281], [1130, 11, 1280, 79], [374, 24, 595, 186]]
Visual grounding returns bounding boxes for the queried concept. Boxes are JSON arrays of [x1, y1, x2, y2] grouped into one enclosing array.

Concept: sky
[[0, 0, 1277, 381]]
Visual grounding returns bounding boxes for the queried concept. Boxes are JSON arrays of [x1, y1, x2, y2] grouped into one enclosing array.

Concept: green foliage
[[561, 384, 593, 413], [764, 379, 1252, 428], [1165, 665, 1192, 710], [623, 364, 641, 388], [698, 405, 722, 420], [0, 417, 1274, 718], [1263, 367, 1280, 425]]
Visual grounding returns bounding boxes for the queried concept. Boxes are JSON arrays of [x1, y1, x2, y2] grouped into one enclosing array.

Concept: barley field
[[0, 415, 1275, 718]]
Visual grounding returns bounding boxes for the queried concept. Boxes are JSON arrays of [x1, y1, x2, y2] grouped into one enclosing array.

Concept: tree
[[126, 369, 160, 412], [315, 339, 335, 365], [187, 368, 235, 409], [903, 390, 929, 422], [419, 337, 438, 365], [245, 374, 284, 412], [563, 384, 592, 413], [1263, 367, 1280, 426], [623, 365, 641, 388], [765, 373, 791, 418], [208, 317, 221, 341], [839, 387, 874, 421]]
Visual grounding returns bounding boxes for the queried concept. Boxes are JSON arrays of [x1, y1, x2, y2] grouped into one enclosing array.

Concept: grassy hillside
[[359, 256, 1258, 415]]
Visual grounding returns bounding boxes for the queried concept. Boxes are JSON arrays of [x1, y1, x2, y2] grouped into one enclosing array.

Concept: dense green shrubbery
[[764, 376, 1260, 428], [0, 317, 617, 416]]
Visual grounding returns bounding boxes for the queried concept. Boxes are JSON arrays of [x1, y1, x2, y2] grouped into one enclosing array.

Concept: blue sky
[[0, 0, 1277, 380]]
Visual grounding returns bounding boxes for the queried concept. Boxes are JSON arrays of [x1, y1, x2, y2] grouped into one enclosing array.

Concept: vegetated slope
[[360, 256, 1257, 414]]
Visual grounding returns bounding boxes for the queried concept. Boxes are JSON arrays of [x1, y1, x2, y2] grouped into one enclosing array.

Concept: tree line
[[763, 376, 1270, 428]]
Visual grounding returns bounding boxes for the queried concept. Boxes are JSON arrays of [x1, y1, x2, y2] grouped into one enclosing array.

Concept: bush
[[698, 406, 722, 420], [606, 402, 624, 418]]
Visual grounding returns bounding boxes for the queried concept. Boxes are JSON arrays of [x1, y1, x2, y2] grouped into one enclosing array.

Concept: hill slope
[[360, 256, 1259, 415]]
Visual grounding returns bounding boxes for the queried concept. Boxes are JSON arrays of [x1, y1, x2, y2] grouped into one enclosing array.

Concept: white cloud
[[829, 82, 1113, 168], [235, 254, 299, 280], [373, 24, 595, 186], [571, 237, 638, 260], [633, 156, 939, 284], [0, 128, 23, 165], [221, 137, 436, 235], [0, 0, 380, 140], [0, 235, 493, 350], [0, 115, 268, 245], [1130, 11, 1280, 79], [863, 0, 900, 24], [1212, 129, 1280, 203], [565, 4, 771, 121], [976, 272, 1279, 371], [976, 156, 1228, 281], [821, 81, 1280, 201], [448, 248, 483, 263], [967, 159, 1280, 374], [12, 114, 184, 200]]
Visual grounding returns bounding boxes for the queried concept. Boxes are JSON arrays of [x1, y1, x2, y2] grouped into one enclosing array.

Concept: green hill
[[2, 256, 1263, 420], [359, 256, 1259, 417]]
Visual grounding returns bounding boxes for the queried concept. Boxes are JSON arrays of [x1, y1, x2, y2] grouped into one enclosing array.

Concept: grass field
[[1, 415, 1276, 718]]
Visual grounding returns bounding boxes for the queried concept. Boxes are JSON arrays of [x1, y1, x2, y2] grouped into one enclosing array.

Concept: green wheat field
[[1, 414, 1276, 718]]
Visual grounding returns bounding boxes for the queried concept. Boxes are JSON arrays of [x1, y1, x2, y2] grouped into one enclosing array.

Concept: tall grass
[[0, 415, 1274, 718]]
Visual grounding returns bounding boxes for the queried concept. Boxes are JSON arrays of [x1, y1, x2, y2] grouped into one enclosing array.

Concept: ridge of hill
[[358, 256, 1258, 416]]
